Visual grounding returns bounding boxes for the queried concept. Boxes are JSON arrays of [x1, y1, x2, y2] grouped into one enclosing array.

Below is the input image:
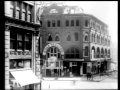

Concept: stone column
[[5, 25, 10, 89], [35, 33, 41, 90]]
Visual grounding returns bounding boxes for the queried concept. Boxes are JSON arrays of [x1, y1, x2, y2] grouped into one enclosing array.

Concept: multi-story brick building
[[5, 1, 42, 90], [40, 4, 111, 77]]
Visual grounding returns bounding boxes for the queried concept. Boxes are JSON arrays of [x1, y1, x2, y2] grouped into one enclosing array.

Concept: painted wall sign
[[43, 43, 64, 55]]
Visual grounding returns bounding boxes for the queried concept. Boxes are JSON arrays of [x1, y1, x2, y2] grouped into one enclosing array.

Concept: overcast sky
[[64, 1, 118, 45]]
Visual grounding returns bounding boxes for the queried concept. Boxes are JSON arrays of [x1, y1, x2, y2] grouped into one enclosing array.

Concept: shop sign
[[10, 51, 31, 56], [43, 43, 64, 55]]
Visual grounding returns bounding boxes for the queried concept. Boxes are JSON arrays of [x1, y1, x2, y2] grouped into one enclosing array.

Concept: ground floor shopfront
[[41, 43, 111, 77], [41, 59, 111, 77], [42, 60, 83, 77]]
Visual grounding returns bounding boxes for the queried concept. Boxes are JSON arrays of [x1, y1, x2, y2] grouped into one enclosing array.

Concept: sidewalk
[[42, 71, 117, 82], [43, 77, 82, 81]]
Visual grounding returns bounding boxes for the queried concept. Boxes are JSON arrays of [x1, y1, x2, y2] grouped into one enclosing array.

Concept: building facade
[[5, 1, 42, 90], [40, 4, 111, 77]]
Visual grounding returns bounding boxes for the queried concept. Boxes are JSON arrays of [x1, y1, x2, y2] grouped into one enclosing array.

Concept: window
[[55, 35, 60, 41], [71, 20, 74, 26], [65, 47, 80, 59], [10, 29, 32, 51], [46, 47, 61, 59], [27, 5, 32, 22], [24, 33, 32, 50], [97, 48, 100, 58], [48, 20, 51, 27], [10, 1, 14, 17], [10, 59, 31, 69], [17, 32, 23, 50], [84, 33, 88, 41], [48, 35, 52, 41], [74, 32, 79, 41], [52, 20, 56, 27], [67, 35, 71, 41], [22, 3, 26, 21], [66, 20, 69, 26], [85, 20, 89, 27], [84, 46, 89, 56], [76, 20, 79, 26], [27, 14, 31, 22], [57, 20, 60, 27], [16, 1, 20, 19], [10, 30, 17, 50]]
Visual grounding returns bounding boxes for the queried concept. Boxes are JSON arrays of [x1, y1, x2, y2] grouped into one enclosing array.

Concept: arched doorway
[[42, 43, 64, 77]]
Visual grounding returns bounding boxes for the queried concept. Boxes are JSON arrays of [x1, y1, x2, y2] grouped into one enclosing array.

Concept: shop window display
[[10, 59, 31, 69]]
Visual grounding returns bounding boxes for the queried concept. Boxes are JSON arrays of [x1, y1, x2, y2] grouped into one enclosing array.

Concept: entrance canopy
[[10, 69, 40, 87]]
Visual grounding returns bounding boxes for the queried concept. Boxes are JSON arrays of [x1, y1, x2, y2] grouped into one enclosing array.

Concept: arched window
[[97, 47, 100, 58], [84, 33, 88, 41], [84, 46, 89, 56], [105, 49, 107, 57], [47, 46, 61, 59], [48, 34, 52, 41], [67, 34, 71, 41], [55, 35, 60, 41]]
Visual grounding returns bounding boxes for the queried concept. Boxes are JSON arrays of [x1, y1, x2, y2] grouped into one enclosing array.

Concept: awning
[[10, 69, 40, 87]]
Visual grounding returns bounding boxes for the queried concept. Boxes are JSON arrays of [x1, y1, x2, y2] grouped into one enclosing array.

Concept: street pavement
[[41, 71, 118, 90]]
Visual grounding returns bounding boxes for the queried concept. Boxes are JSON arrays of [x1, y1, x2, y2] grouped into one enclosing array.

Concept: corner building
[[5, 1, 42, 90], [40, 4, 111, 77]]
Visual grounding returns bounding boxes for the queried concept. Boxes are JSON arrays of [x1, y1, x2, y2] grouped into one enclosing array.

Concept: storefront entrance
[[42, 43, 65, 77], [43, 60, 63, 77]]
